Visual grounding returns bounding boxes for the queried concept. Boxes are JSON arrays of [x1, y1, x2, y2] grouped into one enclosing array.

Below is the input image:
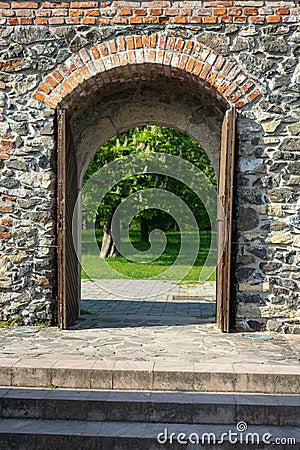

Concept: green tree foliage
[[83, 126, 216, 256]]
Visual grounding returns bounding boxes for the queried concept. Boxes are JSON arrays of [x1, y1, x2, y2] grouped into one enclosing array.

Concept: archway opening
[[79, 125, 218, 330]]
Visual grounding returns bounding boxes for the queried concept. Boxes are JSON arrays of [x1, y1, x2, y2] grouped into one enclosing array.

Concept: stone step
[[1, 388, 300, 427], [0, 419, 299, 450], [0, 358, 300, 394]]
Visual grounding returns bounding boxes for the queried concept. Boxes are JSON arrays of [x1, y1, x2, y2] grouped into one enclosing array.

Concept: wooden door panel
[[216, 106, 236, 332], [57, 108, 80, 329]]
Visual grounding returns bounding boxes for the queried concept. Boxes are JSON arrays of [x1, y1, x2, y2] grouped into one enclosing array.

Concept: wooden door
[[216, 106, 236, 332], [57, 108, 80, 329]]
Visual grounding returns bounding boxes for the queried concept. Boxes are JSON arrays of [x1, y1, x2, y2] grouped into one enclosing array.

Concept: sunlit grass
[[81, 229, 216, 282]]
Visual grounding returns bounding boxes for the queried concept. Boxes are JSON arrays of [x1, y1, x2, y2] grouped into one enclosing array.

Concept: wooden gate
[[57, 108, 80, 329], [216, 106, 236, 332]]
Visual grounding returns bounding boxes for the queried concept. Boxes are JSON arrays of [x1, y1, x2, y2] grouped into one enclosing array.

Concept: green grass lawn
[[81, 229, 216, 282]]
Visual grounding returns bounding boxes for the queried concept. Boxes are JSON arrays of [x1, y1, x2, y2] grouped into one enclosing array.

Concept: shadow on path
[[70, 299, 216, 329]]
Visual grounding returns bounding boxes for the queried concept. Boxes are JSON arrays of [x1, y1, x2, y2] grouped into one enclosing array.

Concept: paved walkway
[[0, 279, 299, 367], [81, 279, 216, 300], [79, 279, 216, 328]]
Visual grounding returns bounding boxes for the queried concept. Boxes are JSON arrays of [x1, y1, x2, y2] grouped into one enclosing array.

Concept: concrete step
[[0, 358, 300, 394], [1, 388, 300, 427], [0, 419, 299, 450]]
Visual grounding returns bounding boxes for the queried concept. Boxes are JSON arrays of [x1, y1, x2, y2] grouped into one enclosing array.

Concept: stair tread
[[1, 361, 300, 394], [1, 389, 300, 426], [0, 418, 299, 440], [1, 388, 300, 406]]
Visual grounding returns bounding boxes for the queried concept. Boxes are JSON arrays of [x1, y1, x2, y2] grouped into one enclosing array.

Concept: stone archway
[[33, 32, 260, 200], [34, 33, 260, 111], [33, 32, 261, 330]]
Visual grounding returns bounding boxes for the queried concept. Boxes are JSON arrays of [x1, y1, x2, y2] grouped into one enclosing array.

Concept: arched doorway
[[57, 85, 235, 332], [33, 33, 259, 331]]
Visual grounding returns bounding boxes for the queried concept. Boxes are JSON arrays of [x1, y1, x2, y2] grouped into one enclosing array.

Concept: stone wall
[[0, 1, 299, 332]]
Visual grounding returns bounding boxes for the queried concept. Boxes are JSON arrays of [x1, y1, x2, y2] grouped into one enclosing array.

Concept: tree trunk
[[99, 211, 120, 258], [95, 217, 101, 229], [140, 217, 149, 243]]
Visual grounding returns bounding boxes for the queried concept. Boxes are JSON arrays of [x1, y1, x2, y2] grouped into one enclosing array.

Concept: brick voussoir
[[117, 36, 126, 52], [157, 34, 167, 51], [186, 57, 196, 74], [234, 97, 249, 109], [90, 46, 100, 60], [163, 49, 174, 66], [33, 91, 46, 103], [199, 62, 212, 81], [55, 84, 70, 99], [166, 36, 176, 51], [247, 88, 261, 101], [44, 97, 57, 109], [241, 79, 255, 93], [44, 75, 59, 89], [223, 83, 239, 99], [228, 88, 243, 103]]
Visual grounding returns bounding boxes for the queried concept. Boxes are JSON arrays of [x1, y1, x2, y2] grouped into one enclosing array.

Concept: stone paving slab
[[81, 279, 216, 301], [0, 319, 299, 365], [0, 315, 299, 364]]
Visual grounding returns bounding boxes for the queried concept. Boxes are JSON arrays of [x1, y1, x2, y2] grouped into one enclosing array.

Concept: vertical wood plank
[[65, 114, 80, 329], [57, 109, 80, 329], [57, 108, 66, 329], [216, 106, 236, 332]]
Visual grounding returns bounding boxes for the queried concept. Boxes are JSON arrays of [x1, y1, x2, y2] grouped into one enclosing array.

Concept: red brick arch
[[33, 33, 260, 110]]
